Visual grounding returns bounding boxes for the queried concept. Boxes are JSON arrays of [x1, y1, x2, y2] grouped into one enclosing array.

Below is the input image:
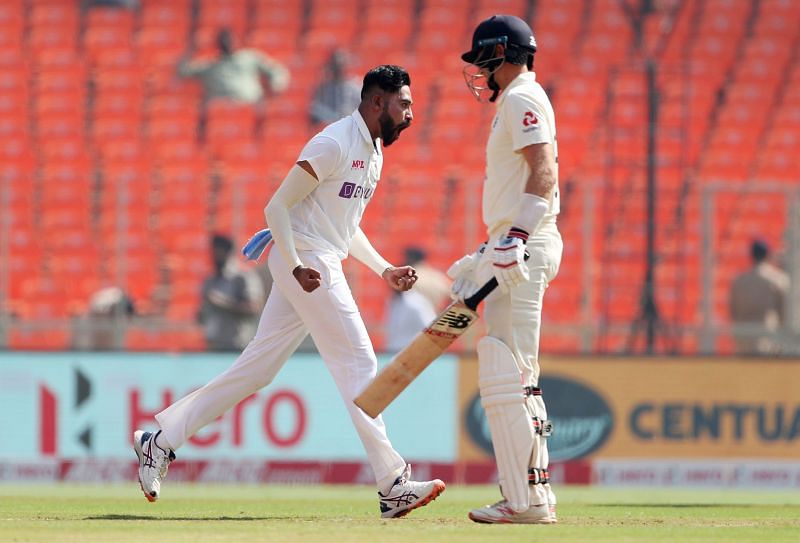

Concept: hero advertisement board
[[0, 352, 457, 461], [458, 356, 800, 461]]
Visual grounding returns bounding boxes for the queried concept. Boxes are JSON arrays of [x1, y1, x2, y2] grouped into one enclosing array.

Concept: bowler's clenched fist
[[293, 265, 322, 292], [383, 266, 418, 292]]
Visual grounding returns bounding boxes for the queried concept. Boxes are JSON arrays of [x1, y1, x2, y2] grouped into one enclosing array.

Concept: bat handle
[[463, 252, 529, 311], [464, 277, 498, 311]]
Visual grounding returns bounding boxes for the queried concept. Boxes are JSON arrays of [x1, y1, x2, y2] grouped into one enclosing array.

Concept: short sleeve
[[297, 135, 343, 181], [503, 91, 554, 152]]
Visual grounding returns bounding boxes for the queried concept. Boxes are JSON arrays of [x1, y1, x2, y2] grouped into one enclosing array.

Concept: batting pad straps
[[532, 417, 554, 437], [513, 193, 550, 237], [524, 385, 542, 396], [528, 468, 550, 485]]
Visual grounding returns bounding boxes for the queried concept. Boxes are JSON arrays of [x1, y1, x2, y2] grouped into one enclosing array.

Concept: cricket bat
[[354, 276, 499, 418]]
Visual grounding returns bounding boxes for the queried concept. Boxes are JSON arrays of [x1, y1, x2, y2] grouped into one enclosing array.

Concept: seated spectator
[[729, 239, 790, 355], [383, 247, 451, 352], [178, 28, 289, 106], [198, 234, 260, 352], [72, 287, 136, 351], [309, 48, 361, 126]]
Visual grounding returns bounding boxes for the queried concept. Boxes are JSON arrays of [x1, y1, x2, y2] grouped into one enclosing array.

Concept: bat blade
[[354, 301, 480, 418]]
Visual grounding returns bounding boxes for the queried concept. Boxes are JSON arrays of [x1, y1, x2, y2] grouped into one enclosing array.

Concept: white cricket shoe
[[549, 503, 558, 523], [378, 464, 446, 518], [468, 500, 555, 524], [133, 430, 175, 502]]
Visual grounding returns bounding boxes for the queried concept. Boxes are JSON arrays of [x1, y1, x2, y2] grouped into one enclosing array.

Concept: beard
[[379, 109, 409, 147]]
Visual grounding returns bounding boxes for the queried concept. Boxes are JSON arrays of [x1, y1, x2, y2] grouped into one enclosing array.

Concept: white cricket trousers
[[478, 220, 562, 508], [479, 221, 562, 386], [155, 247, 407, 491]]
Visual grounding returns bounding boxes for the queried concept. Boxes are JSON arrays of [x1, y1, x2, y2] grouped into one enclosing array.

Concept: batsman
[[454, 14, 562, 524]]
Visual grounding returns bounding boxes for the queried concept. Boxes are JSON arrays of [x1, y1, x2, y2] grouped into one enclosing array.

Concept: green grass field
[[2, 484, 799, 543]]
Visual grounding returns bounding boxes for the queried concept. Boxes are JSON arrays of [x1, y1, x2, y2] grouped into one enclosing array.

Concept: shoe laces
[[155, 449, 173, 478], [144, 437, 173, 476], [393, 464, 412, 487]]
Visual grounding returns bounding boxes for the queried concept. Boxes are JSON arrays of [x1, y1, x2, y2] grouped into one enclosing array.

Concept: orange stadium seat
[[8, 328, 71, 351], [29, 3, 79, 28], [136, 26, 188, 63], [198, 0, 248, 35], [252, 0, 303, 31], [140, 3, 191, 29], [27, 25, 78, 56], [0, 0, 793, 354]]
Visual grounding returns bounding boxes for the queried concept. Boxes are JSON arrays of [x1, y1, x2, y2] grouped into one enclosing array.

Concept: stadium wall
[[1, 353, 799, 487]]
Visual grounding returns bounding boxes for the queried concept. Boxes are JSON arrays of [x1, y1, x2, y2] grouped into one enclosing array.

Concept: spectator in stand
[[72, 287, 136, 351], [197, 234, 259, 352], [383, 247, 450, 352], [309, 48, 362, 127], [178, 28, 289, 106], [403, 246, 451, 310], [384, 287, 437, 353], [729, 239, 790, 355]]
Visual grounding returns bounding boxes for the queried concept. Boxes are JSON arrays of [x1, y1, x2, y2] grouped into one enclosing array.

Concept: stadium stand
[[1, 0, 797, 353]]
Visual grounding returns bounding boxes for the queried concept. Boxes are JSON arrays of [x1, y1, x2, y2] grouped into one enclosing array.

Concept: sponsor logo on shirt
[[338, 182, 373, 199], [522, 110, 539, 129]]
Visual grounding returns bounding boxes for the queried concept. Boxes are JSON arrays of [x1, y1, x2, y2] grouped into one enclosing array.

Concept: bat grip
[[464, 277, 498, 311], [463, 251, 529, 311]]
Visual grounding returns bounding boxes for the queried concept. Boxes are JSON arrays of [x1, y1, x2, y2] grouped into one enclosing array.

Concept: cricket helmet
[[461, 14, 537, 102], [461, 14, 537, 68]]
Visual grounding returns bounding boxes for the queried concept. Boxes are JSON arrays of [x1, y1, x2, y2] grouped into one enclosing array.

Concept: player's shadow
[[85, 514, 288, 521], [601, 504, 752, 508]]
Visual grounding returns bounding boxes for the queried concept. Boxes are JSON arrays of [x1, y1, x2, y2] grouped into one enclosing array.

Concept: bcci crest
[[425, 304, 479, 339]]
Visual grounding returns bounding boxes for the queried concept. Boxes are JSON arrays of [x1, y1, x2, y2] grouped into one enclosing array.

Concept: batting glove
[[492, 227, 529, 292], [446, 242, 486, 302]]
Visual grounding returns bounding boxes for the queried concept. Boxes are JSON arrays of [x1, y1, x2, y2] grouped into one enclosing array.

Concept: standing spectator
[[384, 246, 451, 352], [178, 28, 289, 106], [403, 246, 451, 310], [197, 234, 259, 352], [309, 48, 362, 126], [729, 239, 790, 355], [384, 289, 437, 353]]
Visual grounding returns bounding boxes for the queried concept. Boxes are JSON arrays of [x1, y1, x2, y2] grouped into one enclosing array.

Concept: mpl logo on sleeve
[[426, 305, 478, 339]]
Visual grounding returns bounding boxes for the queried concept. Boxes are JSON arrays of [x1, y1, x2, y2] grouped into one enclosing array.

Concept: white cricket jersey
[[290, 110, 382, 259], [484, 71, 560, 238]]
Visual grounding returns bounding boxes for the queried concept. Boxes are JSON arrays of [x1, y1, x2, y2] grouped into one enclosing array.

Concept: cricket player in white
[[133, 65, 445, 518], [450, 15, 562, 524]]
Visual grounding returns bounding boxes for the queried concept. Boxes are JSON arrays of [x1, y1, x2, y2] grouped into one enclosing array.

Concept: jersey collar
[[353, 109, 376, 148], [497, 71, 537, 107]]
